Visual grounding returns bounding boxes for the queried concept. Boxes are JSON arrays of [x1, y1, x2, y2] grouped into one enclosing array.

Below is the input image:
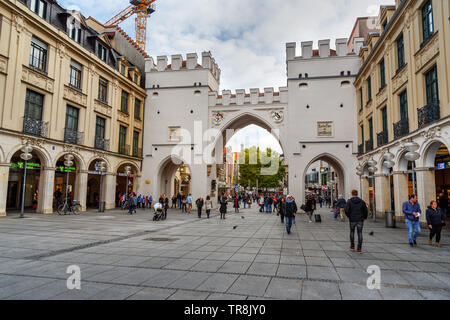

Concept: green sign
[[56, 166, 76, 173], [9, 162, 40, 170]]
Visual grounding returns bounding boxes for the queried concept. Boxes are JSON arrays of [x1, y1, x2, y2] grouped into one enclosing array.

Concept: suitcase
[[314, 214, 322, 222]]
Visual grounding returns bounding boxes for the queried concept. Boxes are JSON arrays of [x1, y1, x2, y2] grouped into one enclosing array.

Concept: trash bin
[[385, 211, 395, 228], [99, 201, 105, 213]]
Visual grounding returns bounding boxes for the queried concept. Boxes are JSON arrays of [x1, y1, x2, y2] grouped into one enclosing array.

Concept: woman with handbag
[[426, 200, 446, 247]]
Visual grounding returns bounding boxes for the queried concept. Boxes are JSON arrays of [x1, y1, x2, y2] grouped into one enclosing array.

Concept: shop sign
[[117, 173, 135, 177], [9, 162, 40, 170], [56, 166, 76, 173]]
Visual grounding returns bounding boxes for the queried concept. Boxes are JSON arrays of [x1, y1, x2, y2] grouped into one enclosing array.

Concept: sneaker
[[428, 239, 433, 245], [350, 246, 355, 251], [309, 220, 312, 223], [357, 249, 362, 254], [409, 243, 414, 247], [414, 240, 417, 246], [436, 242, 440, 248]]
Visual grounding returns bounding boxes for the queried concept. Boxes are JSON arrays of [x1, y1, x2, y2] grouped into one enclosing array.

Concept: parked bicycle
[[57, 199, 81, 215]]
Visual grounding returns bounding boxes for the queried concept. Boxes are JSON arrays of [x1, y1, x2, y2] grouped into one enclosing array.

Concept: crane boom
[[104, 5, 134, 27]]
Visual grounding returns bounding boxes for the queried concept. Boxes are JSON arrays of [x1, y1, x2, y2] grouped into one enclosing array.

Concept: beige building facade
[[0, 0, 146, 215], [355, 0, 450, 223]]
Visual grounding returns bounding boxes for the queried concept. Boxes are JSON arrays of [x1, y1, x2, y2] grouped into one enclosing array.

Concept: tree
[[238, 146, 285, 189]]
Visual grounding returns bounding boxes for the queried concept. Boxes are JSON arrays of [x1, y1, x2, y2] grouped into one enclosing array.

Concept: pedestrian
[[305, 195, 316, 223], [402, 195, 422, 247], [344, 189, 368, 254], [259, 195, 265, 213], [279, 197, 286, 223], [426, 200, 446, 247], [187, 194, 193, 213], [438, 192, 448, 218], [285, 195, 297, 234], [219, 193, 227, 219], [148, 195, 153, 209], [171, 195, 176, 208], [177, 192, 182, 208], [196, 197, 204, 218], [247, 196, 252, 209], [181, 194, 187, 213], [336, 195, 347, 221], [205, 195, 213, 218], [127, 193, 136, 214], [319, 196, 323, 208], [234, 195, 239, 213]]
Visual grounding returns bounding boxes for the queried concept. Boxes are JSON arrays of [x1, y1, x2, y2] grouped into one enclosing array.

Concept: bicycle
[[57, 200, 81, 215]]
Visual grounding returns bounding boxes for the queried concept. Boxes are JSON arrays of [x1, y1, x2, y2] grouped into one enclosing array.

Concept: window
[[422, 0, 434, 42], [360, 125, 364, 146], [399, 90, 408, 121], [95, 116, 105, 139], [397, 34, 405, 70], [30, 0, 46, 19], [132, 131, 139, 156], [359, 88, 363, 111], [118, 126, 127, 154], [380, 58, 386, 89], [69, 60, 82, 89], [65, 105, 79, 132], [381, 107, 388, 134], [120, 64, 126, 75], [134, 74, 139, 84], [69, 24, 81, 43], [97, 43, 107, 62], [121, 90, 129, 113], [368, 118, 373, 143], [25, 89, 43, 121], [382, 19, 387, 32], [169, 126, 181, 141], [134, 98, 141, 120], [29, 36, 47, 72], [425, 65, 438, 104], [98, 77, 108, 103], [367, 77, 372, 102]]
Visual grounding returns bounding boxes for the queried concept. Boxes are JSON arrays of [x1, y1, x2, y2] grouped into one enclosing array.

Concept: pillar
[[190, 163, 208, 203], [37, 167, 55, 214], [134, 175, 142, 195], [0, 164, 9, 216], [362, 178, 370, 205], [416, 167, 436, 223], [105, 172, 116, 210], [75, 170, 88, 211], [375, 174, 389, 217], [393, 172, 408, 219]]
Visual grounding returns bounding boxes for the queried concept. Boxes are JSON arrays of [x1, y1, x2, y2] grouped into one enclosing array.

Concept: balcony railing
[[64, 128, 84, 145], [358, 144, 364, 156], [365, 139, 374, 153], [22, 116, 49, 138], [118, 144, 130, 155], [132, 147, 143, 158], [377, 131, 388, 147], [393, 117, 409, 140], [94, 136, 110, 151], [418, 100, 440, 129]]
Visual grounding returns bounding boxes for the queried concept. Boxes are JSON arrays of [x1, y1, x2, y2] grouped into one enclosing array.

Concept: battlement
[[286, 38, 358, 60], [145, 51, 221, 81], [208, 87, 288, 107]]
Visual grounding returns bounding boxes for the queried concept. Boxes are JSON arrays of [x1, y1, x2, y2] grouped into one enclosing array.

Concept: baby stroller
[[153, 203, 163, 221]]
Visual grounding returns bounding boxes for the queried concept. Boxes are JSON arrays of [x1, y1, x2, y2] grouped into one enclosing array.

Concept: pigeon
[[233, 226, 238, 229], [241, 216, 245, 219], [369, 231, 374, 236]]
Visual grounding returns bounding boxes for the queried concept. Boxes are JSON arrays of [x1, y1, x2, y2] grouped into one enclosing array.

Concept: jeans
[[244, 202, 246, 208], [182, 203, 187, 213], [198, 207, 202, 218], [308, 211, 314, 221], [350, 221, 364, 250], [333, 209, 339, 220], [286, 216, 293, 233], [405, 219, 421, 244], [429, 224, 442, 243], [206, 209, 210, 218], [259, 204, 264, 212]]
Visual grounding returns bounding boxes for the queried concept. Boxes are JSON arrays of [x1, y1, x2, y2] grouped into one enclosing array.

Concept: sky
[[60, 0, 393, 153]]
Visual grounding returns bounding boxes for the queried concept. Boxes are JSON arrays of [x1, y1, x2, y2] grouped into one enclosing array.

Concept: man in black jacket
[[344, 190, 368, 253], [285, 195, 298, 234]]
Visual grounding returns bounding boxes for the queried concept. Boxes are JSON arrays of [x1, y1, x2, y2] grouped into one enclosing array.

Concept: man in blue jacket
[[402, 195, 422, 247]]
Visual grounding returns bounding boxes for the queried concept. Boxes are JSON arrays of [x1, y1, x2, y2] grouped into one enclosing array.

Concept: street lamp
[[20, 144, 33, 218], [98, 161, 106, 212], [367, 157, 377, 221], [124, 165, 131, 194], [383, 151, 395, 227], [63, 154, 74, 206], [404, 141, 420, 195], [356, 163, 363, 197]]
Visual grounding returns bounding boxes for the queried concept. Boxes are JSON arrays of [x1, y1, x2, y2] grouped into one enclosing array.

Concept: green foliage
[[238, 146, 285, 188]]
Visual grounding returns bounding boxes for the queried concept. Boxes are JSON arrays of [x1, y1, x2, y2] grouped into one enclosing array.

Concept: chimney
[[318, 39, 330, 58], [301, 41, 313, 59], [335, 38, 348, 56], [186, 53, 198, 70], [222, 90, 231, 106], [354, 37, 365, 55], [202, 51, 212, 69], [286, 42, 296, 60], [264, 87, 274, 104], [250, 88, 259, 105], [236, 89, 245, 105], [145, 57, 155, 73], [157, 56, 168, 71], [171, 54, 182, 71]]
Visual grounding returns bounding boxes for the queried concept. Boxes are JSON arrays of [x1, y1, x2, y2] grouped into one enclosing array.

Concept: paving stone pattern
[[0, 206, 449, 300]]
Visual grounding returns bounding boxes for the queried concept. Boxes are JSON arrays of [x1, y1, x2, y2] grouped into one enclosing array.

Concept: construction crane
[[104, 0, 157, 51]]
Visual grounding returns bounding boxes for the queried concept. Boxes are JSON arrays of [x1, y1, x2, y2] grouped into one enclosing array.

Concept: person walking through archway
[[285, 195, 297, 234], [196, 197, 204, 218], [234, 194, 240, 213], [402, 194, 422, 247], [345, 189, 368, 254], [426, 200, 446, 247], [305, 195, 316, 223], [205, 195, 213, 219], [279, 197, 286, 224], [336, 195, 347, 222], [219, 193, 228, 219]]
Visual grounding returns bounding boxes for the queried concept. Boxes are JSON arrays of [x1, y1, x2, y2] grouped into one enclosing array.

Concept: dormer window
[[134, 74, 139, 84], [382, 19, 387, 32], [97, 43, 107, 62], [120, 64, 126, 75], [69, 21, 81, 43], [30, 0, 47, 19]]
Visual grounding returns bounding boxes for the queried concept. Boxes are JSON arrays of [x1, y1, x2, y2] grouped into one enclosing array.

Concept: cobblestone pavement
[[0, 206, 449, 300]]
